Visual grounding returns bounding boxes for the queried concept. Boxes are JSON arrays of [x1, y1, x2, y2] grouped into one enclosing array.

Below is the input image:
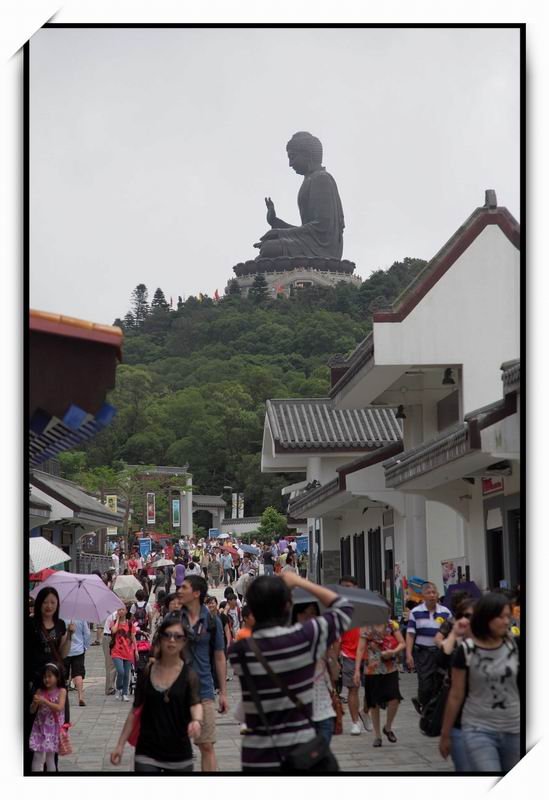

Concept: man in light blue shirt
[[62, 618, 91, 706]]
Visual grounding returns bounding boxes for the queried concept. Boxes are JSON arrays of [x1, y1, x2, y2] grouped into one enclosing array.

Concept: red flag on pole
[[214, 289, 220, 301]]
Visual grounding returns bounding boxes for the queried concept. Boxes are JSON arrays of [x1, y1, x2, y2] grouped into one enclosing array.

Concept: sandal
[[373, 737, 382, 747], [383, 726, 397, 743]]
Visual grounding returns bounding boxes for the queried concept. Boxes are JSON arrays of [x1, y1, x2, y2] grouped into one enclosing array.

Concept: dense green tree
[[225, 278, 241, 296], [248, 274, 270, 304], [131, 283, 150, 327], [151, 288, 169, 311], [257, 506, 288, 540]]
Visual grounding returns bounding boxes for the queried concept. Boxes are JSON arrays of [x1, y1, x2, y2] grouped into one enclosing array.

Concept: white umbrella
[[30, 571, 124, 623], [112, 574, 143, 603], [153, 558, 174, 567], [217, 533, 230, 539], [29, 537, 71, 573]]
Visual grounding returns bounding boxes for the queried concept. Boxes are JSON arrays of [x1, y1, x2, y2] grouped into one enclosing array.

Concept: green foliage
[[257, 506, 288, 539], [248, 273, 270, 304], [82, 258, 425, 515]]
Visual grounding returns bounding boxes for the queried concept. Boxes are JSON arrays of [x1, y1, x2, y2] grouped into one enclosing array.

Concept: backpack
[[134, 603, 149, 631]]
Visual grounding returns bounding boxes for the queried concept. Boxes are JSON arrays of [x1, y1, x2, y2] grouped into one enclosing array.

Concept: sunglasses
[[160, 631, 186, 642], [461, 613, 473, 619]]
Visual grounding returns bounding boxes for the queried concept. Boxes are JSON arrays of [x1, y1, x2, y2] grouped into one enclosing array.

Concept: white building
[[261, 192, 521, 601]]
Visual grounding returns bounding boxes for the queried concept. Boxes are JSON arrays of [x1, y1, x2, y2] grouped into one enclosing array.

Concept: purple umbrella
[[30, 571, 125, 623]]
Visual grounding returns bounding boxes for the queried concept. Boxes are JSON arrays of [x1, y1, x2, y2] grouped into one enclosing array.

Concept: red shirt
[[340, 628, 362, 660], [110, 621, 136, 662], [165, 545, 174, 560]]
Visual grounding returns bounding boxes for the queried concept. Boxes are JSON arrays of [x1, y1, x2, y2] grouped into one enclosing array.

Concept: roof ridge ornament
[[484, 189, 497, 208]]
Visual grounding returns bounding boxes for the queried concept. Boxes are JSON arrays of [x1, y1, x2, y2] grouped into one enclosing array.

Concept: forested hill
[[68, 258, 425, 515]]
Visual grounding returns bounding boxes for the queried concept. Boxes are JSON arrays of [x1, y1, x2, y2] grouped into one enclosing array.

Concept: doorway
[[486, 528, 505, 589]]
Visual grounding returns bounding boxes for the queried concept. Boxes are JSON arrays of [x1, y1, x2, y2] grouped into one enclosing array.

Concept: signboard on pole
[[209, 528, 220, 539], [139, 538, 152, 558], [172, 497, 181, 528], [231, 493, 238, 519], [238, 494, 244, 519], [146, 493, 156, 525]]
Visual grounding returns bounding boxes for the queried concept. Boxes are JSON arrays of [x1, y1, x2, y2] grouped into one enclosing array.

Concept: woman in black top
[[26, 587, 75, 772], [435, 596, 475, 771], [111, 613, 202, 773]]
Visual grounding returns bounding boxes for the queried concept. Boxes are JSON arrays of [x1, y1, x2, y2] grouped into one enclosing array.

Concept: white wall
[[374, 225, 520, 414], [425, 500, 465, 590]]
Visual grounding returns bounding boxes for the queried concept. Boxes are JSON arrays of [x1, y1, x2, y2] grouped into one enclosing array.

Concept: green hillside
[[61, 258, 425, 517]]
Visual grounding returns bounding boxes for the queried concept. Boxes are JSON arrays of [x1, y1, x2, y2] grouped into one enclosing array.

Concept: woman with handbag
[[353, 619, 405, 746], [110, 613, 203, 773], [229, 571, 353, 773], [292, 602, 341, 744]]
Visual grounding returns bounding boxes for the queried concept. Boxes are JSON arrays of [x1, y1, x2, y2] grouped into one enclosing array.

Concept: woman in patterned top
[[353, 619, 405, 746]]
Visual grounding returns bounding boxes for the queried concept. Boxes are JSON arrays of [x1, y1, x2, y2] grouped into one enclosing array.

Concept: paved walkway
[[59, 587, 453, 773]]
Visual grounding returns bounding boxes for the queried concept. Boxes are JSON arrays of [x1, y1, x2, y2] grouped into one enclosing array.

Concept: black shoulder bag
[[239, 637, 339, 773]]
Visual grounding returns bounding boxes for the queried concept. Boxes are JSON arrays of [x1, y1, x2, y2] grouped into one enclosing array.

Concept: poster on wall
[[146, 492, 156, 525], [441, 557, 467, 593], [172, 497, 181, 528]]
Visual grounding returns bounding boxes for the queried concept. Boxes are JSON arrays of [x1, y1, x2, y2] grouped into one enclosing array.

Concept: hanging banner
[[172, 497, 181, 528], [238, 494, 245, 519], [146, 493, 156, 525], [231, 493, 238, 519], [105, 494, 118, 513]]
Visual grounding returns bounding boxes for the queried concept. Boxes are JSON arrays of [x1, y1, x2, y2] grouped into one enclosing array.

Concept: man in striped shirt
[[405, 582, 452, 714], [229, 571, 353, 773]]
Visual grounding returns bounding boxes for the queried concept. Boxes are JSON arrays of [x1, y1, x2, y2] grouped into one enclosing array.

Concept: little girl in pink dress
[[29, 662, 67, 771]]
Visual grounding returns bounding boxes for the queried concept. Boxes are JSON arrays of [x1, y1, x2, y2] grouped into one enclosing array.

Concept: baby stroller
[[129, 627, 151, 695]]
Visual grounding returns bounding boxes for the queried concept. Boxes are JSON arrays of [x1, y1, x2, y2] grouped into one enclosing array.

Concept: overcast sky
[[30, 26, 520, 325]]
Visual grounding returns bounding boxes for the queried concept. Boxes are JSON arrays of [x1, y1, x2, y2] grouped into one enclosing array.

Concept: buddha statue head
[[286, 131, 323, 176]]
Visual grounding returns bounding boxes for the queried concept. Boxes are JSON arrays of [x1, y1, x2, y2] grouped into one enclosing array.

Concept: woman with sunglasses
[[439, 592, 520, 772], [434, 596, 475, 771], [111, 613, 203, 773]]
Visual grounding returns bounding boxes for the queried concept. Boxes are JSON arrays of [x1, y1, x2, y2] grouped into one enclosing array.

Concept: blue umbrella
[[240, 544, 260, 556]]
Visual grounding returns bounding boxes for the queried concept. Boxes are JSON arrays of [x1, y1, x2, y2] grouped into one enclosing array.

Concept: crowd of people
[[26, 534, 521, 775]]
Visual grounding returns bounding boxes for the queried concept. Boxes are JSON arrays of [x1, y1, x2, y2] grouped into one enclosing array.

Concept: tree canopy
[[66, 258, 426, 519]]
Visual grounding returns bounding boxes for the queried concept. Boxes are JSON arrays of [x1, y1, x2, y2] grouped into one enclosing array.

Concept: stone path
[[59, 585, 453, 773]]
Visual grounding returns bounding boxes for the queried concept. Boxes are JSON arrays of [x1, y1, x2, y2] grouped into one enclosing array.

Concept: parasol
[[29, 537, 71, 573], [30, 571, 124, 623], [112, 574, 144, 603]]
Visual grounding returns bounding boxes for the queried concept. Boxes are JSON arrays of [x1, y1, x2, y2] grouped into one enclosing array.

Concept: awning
[[30, 471, 124, 531]]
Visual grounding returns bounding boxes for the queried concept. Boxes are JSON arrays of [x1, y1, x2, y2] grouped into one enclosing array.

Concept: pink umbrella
[[30, 571, 125, 623]]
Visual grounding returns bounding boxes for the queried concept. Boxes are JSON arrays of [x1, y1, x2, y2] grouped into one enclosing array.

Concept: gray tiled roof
[[501, 359, 520, 394], [30, 471, 125, 526], [192, 495, 227, 508], [266, 398, 402, 450]]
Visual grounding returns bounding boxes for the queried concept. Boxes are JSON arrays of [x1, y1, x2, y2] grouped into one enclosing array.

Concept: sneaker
[[350, 722, 362, 736], [359, 710, 372, 732], [122, 694, 130, 702]]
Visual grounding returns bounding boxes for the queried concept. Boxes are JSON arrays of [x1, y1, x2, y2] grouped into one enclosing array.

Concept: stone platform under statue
[[231, 256, 361, 297]]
